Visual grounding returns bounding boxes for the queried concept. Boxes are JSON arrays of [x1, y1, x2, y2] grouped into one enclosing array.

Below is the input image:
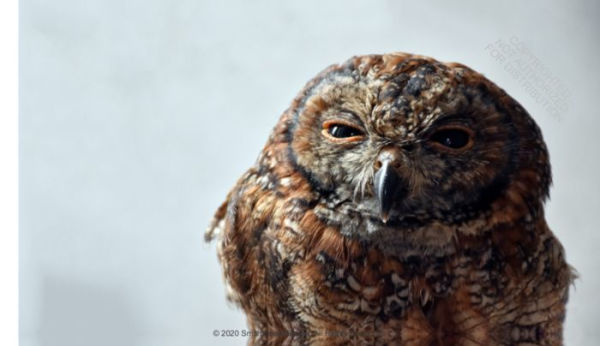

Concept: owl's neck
[[305, 187, 541, 260]]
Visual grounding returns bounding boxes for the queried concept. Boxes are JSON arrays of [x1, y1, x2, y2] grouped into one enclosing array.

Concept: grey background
[[20, 0, 599, 345]]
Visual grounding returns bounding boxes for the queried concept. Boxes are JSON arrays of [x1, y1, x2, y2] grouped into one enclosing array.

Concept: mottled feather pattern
[[206, 53, 573, 345]]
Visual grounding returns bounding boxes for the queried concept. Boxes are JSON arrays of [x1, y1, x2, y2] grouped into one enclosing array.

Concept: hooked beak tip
[[373, 159, 405, 224]]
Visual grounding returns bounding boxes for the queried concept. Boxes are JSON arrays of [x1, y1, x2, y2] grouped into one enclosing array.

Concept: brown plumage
[[205, 53, 574, 345]]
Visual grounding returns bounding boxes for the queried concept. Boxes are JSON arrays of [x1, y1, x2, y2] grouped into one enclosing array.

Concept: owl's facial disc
[[288, 54, 551, 233]]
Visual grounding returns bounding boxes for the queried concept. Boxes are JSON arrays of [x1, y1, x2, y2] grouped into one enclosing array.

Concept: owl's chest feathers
[[243, 211, 568, 344], [284, 232, 502, 319]]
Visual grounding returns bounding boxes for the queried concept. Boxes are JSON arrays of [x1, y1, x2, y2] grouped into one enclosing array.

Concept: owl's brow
[[429, 113, 476, 128], [337, 108, 365, 126]]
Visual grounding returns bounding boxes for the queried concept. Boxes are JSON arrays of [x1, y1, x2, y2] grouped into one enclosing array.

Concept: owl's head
[[284, 53, 550, 238]]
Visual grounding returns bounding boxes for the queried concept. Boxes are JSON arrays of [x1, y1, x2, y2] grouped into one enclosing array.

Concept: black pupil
[[431, 129, 470, 149], [329, 125, 362, 138]]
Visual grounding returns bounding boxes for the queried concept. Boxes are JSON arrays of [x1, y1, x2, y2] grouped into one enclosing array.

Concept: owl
[[205, 53, 574, 345]]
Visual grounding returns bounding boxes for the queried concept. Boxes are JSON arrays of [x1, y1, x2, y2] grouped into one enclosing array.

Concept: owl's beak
[[373, 158, 404, 223]]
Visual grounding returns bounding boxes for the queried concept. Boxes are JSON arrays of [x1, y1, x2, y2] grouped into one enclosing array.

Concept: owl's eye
[[430, 127, 473, 150], [322, 121, 364, 142], [329, 124, 362, 138]]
